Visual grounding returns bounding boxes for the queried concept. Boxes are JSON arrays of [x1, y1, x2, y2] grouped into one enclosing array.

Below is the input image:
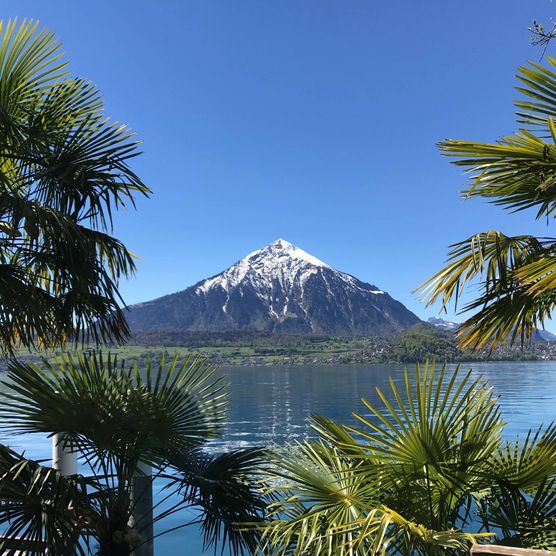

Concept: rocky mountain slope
[[126, 239, 421, 337]]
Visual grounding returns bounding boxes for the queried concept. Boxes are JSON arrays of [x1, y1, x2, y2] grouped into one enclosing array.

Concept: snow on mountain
[[197, 239, 383, 302], [427, 317, 460, 332], [127, 239, 421, 337], [196, 239, 332, 296]]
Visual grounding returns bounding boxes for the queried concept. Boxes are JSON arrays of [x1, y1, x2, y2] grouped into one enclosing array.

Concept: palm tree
[[0, 18, 267, 555], [416, 56, 556, 350], [259, 361, 556, 555], [0, 18, 150, 354], [0, 353, 268, 555]]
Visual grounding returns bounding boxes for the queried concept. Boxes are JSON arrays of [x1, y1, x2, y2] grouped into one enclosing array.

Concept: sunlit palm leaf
[[415, 232, 556, 349], [261, 363, 501, 555], [379, 506, 493, 555], [516, 57, 556, 129], [0, 18, 150, 353], [0, 19, 67, 120], [417, 232, 546, 310], [261, 441, 381, 555], [441, 133, 556, 219], [0, 353, 228, 467], [346, 362, 502, 530], [456, 288, 556, 350], [418, 57, 556, 349]]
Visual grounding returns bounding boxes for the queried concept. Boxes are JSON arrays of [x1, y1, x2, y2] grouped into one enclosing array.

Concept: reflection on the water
[[211, 362, 556, 452]]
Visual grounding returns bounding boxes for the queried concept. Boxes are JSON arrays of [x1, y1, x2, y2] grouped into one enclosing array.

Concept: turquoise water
[[3, 361, 556, 554]]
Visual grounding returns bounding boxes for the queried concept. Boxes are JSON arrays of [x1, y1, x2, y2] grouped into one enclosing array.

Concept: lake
[[3, 361, 556, 554]]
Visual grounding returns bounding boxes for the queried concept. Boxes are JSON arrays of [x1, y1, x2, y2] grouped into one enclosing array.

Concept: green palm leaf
[[261, 363, 502, 556], [0, 353, 268, 554], [489, 424, 556, 489], [0, 19, 67, 119], [416, 232, 556, 349], [478, 479, 556, 549], [261, 441, 380, 556], [346, 362, 502, 529], [516, 57, 556, 129], [0, 353, 227, 466], [418, 56, 556, 349], [0, 18, 150, 353], [0, 445, 85, 556]]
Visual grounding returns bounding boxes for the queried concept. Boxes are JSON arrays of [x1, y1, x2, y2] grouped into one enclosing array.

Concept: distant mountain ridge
[[427, 317, 556, 343], [126, 239, 421, 337], [427, 317, 460, 332], [536, 330, 556, 342]]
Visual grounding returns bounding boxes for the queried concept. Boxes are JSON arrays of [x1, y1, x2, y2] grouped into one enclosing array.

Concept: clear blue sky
[[4, 0, 556, 322]]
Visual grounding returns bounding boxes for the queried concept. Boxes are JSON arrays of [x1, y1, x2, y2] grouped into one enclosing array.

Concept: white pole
[[51, 433, 77, 476], [130, 461, 153, 556]]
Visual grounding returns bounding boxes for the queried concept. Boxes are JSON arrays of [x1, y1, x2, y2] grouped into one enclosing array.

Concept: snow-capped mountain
[[126, 239, 421, 336], [427, 317, 460, 332]]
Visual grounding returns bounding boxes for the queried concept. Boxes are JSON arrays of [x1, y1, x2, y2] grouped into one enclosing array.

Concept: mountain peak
[[127, 240, 421, 337], [270, 238, 291, 247], [427, 317, 459, 332], [249, 239, 331, 269], [197, 240, 330, 295]]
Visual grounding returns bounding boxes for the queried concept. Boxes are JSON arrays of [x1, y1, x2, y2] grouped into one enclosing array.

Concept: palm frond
[[418, 57, 556, 350], [478, 479, 556, 550], [455, 288, 556, 350], [346, 362, 502, 533], [0, 18, 150, 353], [0, 353, 228, 466], [416, 231, 556, 349], [167, 448, 269, 556], [261, 441, 380, 556], [0, 445, 85, 556], [437, 57, 556, 220], [490, 424, 556, 491], [416, 232, 547, 310], [0, 19, 67, 122], [0, 353, 239, 554], [380, 505, 493, 554], [515, 56, 556, 128], [260, 363, 507, 556], [440, 132, 556, 219]]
